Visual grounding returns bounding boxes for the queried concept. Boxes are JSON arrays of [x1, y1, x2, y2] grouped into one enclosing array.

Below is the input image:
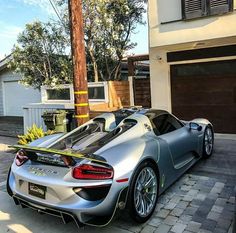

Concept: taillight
[[72, 164, 114, 180], [15, 150, 28, 166]]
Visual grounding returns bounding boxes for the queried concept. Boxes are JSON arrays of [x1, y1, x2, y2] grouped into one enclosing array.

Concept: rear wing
[[10, 145, 107, 165]]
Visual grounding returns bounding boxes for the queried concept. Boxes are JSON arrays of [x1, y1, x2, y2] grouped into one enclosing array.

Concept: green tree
[[58, 0, 146, 81], [98, 0, 146, 81], [11, 0, 146, 87], [10, 21, 72, 89]]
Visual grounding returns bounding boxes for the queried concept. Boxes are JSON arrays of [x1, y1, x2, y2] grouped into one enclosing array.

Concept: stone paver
[[216, 218, 232, 230], [201, 219, 217, 232], [148, 217, 162, 227], [182, 195, 194, 202], [0, 137, 235, 233], [215, 198, 228, 208], [176, 201, 189, 209], [186, 221, 201, 232], [171, 223, 187, 233], [179, 215, 192, 223], [140, 225, 156, 233], [164, 216, 178, 226], [156, 209, 170, 219], [207, 211, 220, 221], [170, 207, 184, 217], [183, 206, 198, 216], [165, 202, 178, 210], [155, 224, 171, 233], [195, 193, 207, 201], [211, 205, 224, 213]]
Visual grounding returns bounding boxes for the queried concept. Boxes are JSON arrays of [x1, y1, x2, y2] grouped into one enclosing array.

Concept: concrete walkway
[[0, 136, 17, 184]]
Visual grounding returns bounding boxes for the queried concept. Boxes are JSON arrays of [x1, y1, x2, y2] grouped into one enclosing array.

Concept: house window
[[41, 82, 109, 103], [88, 82, 109, 102], [41, 84, 74, 103], [182, 0, 234, 20], [152, 114, 183, 136], [46, 88, 71, 100]]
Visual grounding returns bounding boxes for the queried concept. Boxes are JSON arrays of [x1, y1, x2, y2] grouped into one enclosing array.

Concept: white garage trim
[[168, 55, 236, 65], [2, 79, 7, 116]]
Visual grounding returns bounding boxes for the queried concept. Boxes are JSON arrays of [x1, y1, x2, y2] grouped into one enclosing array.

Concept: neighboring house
[[148, 0, 236, 133], [0, 55, 133, 132], [0, 55, 149, 118], [0, 55, 41, 117]]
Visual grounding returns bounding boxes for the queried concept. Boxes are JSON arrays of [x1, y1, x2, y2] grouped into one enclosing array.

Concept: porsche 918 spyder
[[7, 108, 214, 227]]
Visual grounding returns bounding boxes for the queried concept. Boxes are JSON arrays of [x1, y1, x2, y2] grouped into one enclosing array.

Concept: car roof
[[140, 109, 169, 120]]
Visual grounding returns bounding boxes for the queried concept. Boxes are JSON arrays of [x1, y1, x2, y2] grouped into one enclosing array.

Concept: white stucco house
[[148, 0, 236, 133], [0, 55, 41, 117], [0, 55, 134, 133]]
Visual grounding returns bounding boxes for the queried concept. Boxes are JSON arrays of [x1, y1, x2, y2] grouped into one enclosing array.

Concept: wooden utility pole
[[68, 0, 90, 126]]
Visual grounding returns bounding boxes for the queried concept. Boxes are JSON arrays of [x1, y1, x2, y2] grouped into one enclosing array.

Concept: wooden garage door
[[171, 60, 236, 133], [133, 78, 151, 107]]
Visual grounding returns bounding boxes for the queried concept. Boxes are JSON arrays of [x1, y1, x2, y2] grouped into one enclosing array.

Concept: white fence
[[23, 103, 74, 133]]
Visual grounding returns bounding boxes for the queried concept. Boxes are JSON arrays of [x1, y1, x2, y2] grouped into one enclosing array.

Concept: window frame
[[41, 84, 74, 104], [182, 0, 234, 20], [152, 113, 184, 136], [88, 82, 109, 103], [41, 82, 109, 104], [182, 0, 207, 20]]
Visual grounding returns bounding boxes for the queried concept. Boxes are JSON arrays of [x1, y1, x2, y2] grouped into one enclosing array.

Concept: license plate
[[28, 183, 46, 199]]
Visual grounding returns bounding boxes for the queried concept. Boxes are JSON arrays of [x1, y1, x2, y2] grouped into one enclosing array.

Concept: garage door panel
[[174, 105, 236, 133], [4, 81, 41, 116], [172, 76, 235, 92], [171, 60, 236, 133], [174, 105, 236, 118], [172, 91, 234, 105]]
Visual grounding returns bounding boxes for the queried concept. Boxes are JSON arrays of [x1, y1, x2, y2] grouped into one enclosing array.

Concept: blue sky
[[0, 0, 148, 60]]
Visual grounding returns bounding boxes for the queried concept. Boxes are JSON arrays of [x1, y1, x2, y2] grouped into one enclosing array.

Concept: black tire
[[6, 167, 13, 197], [128, 161, 159, 223], [202, 126, 214, 159]]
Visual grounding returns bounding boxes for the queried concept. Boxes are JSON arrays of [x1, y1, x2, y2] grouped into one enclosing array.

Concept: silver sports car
[[7, 108, 214, 227]]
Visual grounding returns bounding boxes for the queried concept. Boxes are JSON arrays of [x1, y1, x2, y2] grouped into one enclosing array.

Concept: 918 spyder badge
[[28, 166, 58, 176], [29, 169, 46, 176]]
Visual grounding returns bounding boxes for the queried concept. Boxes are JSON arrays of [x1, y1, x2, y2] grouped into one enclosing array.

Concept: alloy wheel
[[134, 167, 158, 217], [204, 128, 213, 155]]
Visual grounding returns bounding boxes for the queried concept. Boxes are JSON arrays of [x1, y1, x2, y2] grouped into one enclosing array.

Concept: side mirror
[[189, 122, 202, 131]]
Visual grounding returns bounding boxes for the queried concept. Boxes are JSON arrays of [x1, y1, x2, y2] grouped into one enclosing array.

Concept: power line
[[48, 0, 64, 25]]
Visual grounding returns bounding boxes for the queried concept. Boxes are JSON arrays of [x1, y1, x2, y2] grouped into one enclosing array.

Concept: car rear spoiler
[[9, 145, 108, 165]]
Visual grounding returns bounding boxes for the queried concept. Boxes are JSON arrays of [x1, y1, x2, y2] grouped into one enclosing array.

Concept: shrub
[[18, 124, 55, 145]]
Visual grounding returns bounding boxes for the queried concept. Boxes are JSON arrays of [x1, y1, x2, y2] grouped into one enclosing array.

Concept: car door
[[153, 114, 199, 169]]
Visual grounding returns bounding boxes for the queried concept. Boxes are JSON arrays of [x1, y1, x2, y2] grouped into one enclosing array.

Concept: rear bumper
[[10, 187, 127, 228], [12, 194, 84, 228], [7, 166, 128, 227]]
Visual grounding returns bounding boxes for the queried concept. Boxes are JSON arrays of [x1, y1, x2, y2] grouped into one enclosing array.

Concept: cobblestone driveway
[[114, 173, 235, 233], [0, 136, 235, 233]]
